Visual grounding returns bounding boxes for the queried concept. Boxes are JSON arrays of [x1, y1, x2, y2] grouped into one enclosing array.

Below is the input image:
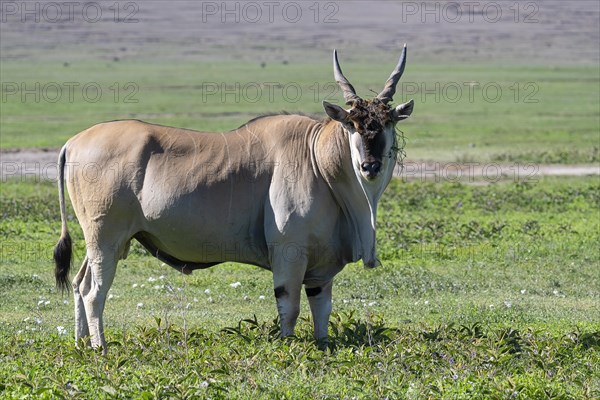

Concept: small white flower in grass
[[193, 297, 199, 302], [137, 303, 144, 309], [200, 381, 209, 388], [207, 297, 214, 303], [258, 295, 266, 300], [17, 330, 22, 335], [34, 317, 42, 325], [368, 301, 377, 307], [132, 283, 138, 288], [424, 300, 429, 305], [159, 275, 165, 280], [32, 274, 39, 279], [37, 300, 45, 306], [204, 289, 211, 295], [161, 263, 166, 267], [503, 301, 512, 308], [489, 304, 495, 309], [230, 282, 241, 288], [108, 294, 114, 300], [148, 277, 156, 282], [63, 299, 69, 305], [44, 301, 50, 306], [141, 284, 145, 288], [520, 289, 526, 295], [154, 285, 162, 290], [57, 326, 67, 336], [243, 295, 250, 301]]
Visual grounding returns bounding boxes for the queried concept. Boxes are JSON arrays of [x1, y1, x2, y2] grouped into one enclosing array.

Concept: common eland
[[54, 46, 414, 352]]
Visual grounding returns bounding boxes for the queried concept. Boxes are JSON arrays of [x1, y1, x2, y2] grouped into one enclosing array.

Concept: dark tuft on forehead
[[348, 98, 392, 138]]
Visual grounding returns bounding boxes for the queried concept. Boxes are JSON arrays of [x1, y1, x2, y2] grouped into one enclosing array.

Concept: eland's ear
[[323, 101, 350, 123], [391, 99, 414, 122]]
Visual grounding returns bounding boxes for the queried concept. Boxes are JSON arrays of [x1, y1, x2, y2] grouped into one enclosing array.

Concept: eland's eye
[[352, 122, 364, 134]]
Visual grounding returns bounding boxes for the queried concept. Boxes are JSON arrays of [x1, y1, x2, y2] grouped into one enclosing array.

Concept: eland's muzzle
[[361, 160, 381, 179]]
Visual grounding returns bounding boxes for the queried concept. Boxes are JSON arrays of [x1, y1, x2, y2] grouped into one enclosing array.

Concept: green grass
[[1, 60, 598, 163], [1, 177, 599, 398]]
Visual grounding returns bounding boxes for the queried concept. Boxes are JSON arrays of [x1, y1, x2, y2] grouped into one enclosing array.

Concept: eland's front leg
[[306, 280, 333, 348], [272, 264, 306, 337]]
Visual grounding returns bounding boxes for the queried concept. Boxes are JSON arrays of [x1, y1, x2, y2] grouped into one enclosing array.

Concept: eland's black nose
[[361, 161, 381, 177]]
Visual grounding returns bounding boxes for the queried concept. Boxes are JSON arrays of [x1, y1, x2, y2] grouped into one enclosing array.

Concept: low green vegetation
[[2, 60, 598, 163], [1, 176, 598, 398]]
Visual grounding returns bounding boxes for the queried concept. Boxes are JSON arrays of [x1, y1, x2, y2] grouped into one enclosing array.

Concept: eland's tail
[[54, 145, 72, 292]]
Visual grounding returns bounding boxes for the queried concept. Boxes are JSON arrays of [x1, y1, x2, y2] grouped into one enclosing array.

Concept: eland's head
[[323, 45, 414, 182]]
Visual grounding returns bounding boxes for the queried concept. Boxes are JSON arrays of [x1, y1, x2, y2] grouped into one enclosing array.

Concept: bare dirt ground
[[2, 148, 597, 182]]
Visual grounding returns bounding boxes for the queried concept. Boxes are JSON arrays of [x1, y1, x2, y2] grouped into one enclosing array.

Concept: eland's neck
[[313, 120, 381, 267]]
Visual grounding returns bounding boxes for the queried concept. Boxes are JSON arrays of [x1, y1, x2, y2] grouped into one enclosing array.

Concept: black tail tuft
[[54, 231, 72, 293]]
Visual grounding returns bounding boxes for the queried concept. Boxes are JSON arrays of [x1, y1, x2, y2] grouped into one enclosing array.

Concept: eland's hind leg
[[72, 256, 90, 343], [79, 242, 121, 354]]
